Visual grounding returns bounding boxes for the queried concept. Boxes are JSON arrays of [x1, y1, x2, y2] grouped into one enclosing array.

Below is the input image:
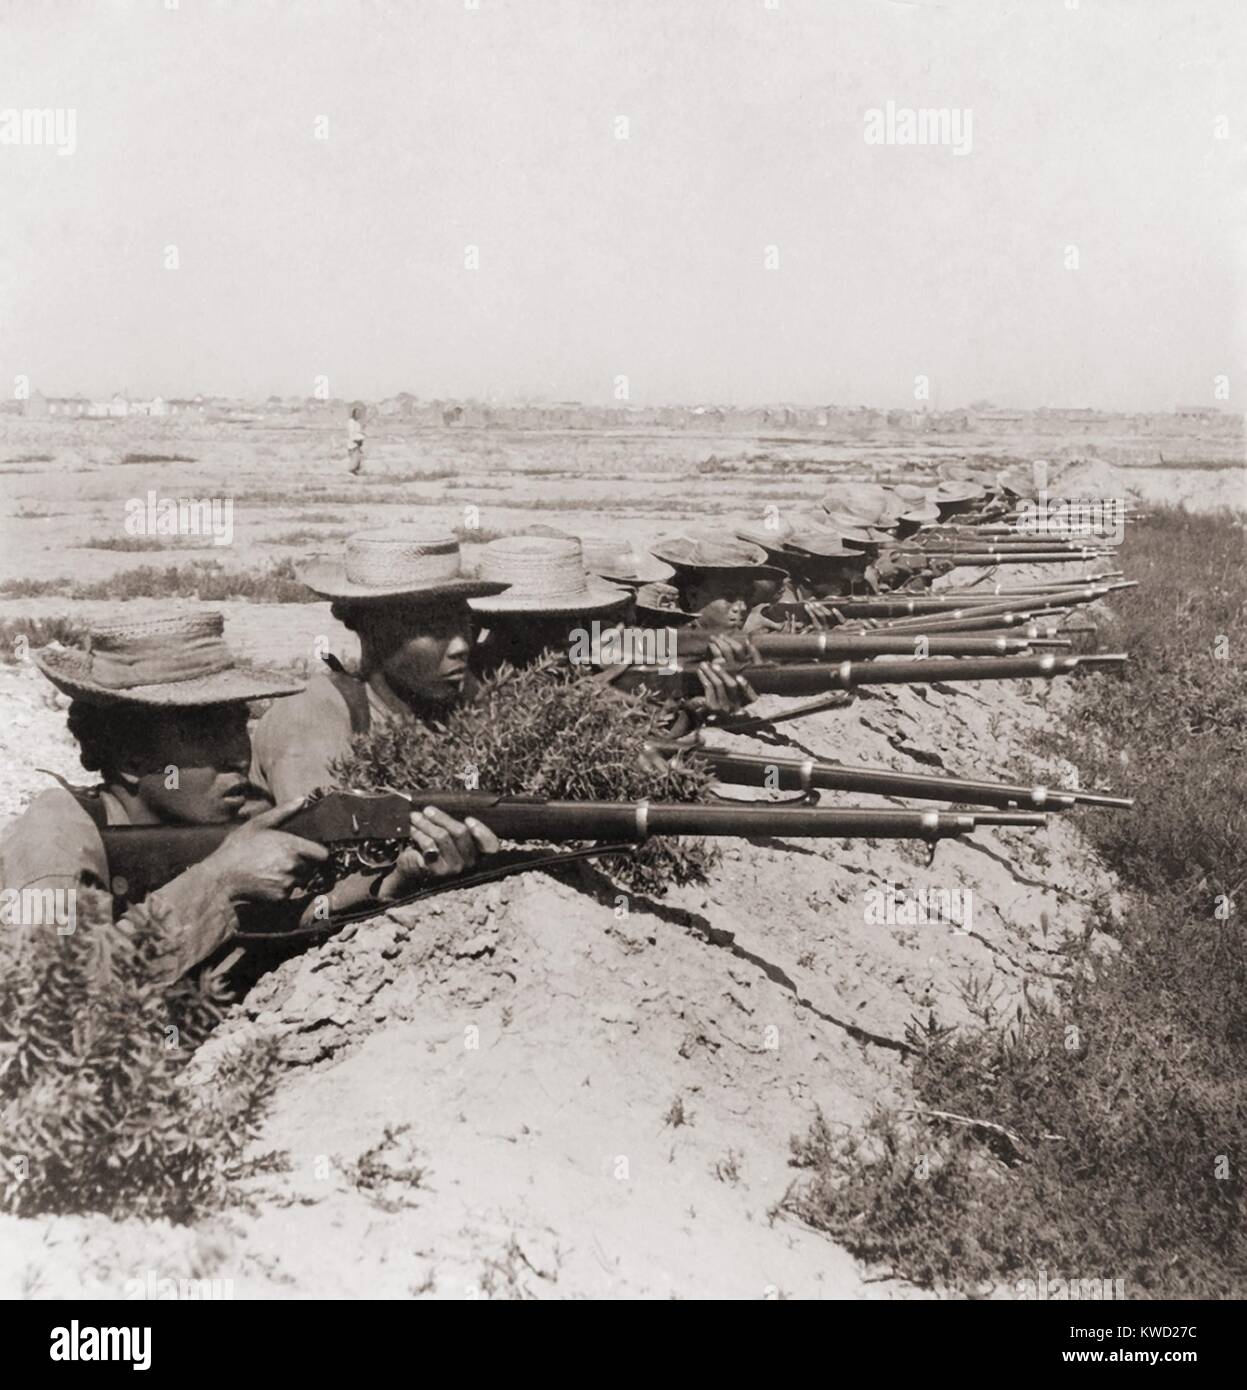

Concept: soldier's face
[[474, 613, 581, 671], [124, 705, 255, 824], [370, 601, 475, 708], [686, 573, 752, 631]]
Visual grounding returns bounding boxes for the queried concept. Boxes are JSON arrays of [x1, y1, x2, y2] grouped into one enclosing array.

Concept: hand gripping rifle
[[98, 788, 1046, 909]]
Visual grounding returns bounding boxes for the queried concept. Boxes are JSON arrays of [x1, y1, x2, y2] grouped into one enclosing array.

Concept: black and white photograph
[[0, 0, 1243, 1343]]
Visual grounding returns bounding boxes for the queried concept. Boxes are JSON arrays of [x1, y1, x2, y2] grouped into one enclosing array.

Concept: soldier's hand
[[208, 797, 330, 903], [742, 604, 785, 634], [690, 659, 758, 717], [705, 633, 762, 666], [389, 806, 501, 885], [802, 601, 833, 630]]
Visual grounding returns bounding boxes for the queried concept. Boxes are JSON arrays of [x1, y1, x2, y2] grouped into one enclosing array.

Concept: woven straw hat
[[467, 535, 632, 614], [783, 528, 865, 561], [820, 509, 893, 546], [733, 518, 799, 557], [632, 582, 697, 626], [937, 461, 982, 483], [33, 611, 304, 707], [650, 535, 786, 580], [583, 542, 676, 587], [996, 466, 1041, 499], [933, 479, 987, 503], [890, 484, 942, 526], [821, 482, 907, 529], [298, 528, 509, 603]]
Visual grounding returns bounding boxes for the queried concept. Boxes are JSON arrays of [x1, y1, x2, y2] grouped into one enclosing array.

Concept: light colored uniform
[[250, 669, 412, 803], [0, 786, 239, 983]]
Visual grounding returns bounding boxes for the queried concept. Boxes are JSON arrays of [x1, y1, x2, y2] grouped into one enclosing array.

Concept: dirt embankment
[[0, 559, 1126, 1299]]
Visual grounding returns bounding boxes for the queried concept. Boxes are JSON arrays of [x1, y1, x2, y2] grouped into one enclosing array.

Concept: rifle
[[648, 744, 1134, 811], [676, 631, 1068, 661], [858, 610, 1073, 637], [822, 588, 1111, 621], [892, 550, 1110, 566], [97, 789, 1047, 905], [615, 652, 1128, 699]]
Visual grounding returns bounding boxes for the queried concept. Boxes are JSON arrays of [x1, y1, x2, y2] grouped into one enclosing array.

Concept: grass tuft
[[0, 888, 283, 1222], [784, 506, 1247, 1298], [334, 656, 719, 894]]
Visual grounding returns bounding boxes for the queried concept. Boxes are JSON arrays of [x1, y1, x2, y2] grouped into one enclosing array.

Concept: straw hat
[[298, 528, 509, 603], [650, 535, 785, 580], [933, 479, 987, 503], [33, 611, 304, 708], [783, 529, 865, 561], [819, 509, 893, 546], [632, 582, 697, 626], [583, 543, 676, 587], [937, 461, 982, 483], [821, 482, 907, 529], [733, 518, 801, 559], [467, 534, 632, 614]]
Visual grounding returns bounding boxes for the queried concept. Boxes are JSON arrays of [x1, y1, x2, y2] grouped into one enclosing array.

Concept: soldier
[[0, 609, 499, 984], [468, 533, 761, 724], [250, 529, 509, 811], [466, 533, 634, 676], [649, 536, 787, 634]]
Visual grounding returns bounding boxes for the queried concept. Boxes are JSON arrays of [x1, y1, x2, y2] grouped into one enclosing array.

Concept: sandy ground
[[0, 415, 1238, 1299]]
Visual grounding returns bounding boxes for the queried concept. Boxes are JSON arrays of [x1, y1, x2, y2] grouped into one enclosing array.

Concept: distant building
[[22, 390, 48, 418]]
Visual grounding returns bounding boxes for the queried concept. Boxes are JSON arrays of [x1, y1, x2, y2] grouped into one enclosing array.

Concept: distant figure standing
[[347, 403, 366, 475]]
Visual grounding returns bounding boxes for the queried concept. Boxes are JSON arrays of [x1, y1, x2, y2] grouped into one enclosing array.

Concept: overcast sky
[[0, 0, 1241, 408]]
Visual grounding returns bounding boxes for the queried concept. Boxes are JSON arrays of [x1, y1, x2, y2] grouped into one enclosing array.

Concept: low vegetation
[[119, 452, 196, 464], [74, 535, 171, 552], [0, 616, 86, 663], [336, 655, 719, 895], [265, 527, 353, 545], [784, 506, 1247, 1298], [0, 558, 315, 604], [0, 889, 283, 1222]]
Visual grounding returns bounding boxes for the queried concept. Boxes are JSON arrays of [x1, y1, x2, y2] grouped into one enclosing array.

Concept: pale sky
[[0, 0, 1242, 409]]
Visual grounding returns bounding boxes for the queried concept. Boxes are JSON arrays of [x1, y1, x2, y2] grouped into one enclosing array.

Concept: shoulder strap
[[322, 661, 372, 736]]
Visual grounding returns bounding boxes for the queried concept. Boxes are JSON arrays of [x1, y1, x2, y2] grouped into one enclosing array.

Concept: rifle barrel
[[624, 652, 1128, 697], [677, 632, 1054, 661], [656, 746, 1133, 811]]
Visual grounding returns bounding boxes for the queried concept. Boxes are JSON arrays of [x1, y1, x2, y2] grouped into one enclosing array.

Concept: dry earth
[[0, 416, 1239, 1299]]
